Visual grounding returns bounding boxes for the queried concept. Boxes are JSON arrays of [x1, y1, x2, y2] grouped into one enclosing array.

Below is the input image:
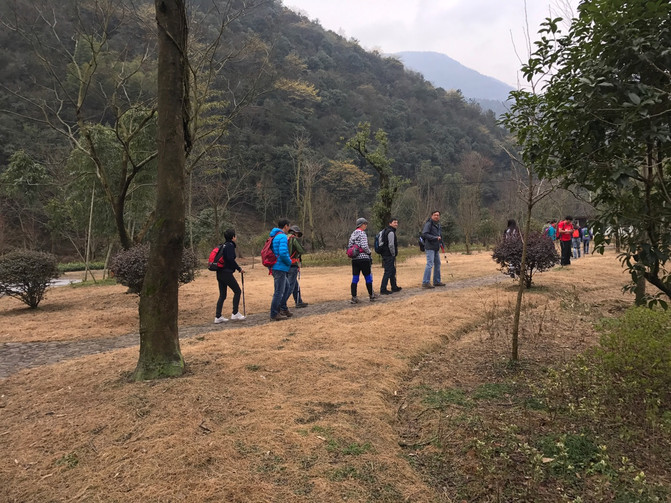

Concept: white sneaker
[[214, 316, 228, 324], [231, 312, 246, 321]]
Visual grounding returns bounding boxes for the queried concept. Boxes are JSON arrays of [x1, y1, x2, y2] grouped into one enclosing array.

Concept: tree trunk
[[134, 0, 189, 380]]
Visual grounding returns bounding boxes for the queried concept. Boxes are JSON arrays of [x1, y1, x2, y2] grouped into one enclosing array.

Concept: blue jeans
[[285, 266, 299, 307], [572, 238, 581, 258], [270, 269, 290, 318], [422, 249, 441, 285]]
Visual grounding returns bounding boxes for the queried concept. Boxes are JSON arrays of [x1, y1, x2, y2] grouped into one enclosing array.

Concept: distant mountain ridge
[[394, 51, 514, 114]]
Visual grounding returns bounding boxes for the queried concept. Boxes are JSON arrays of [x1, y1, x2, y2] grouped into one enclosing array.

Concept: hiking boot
[[433, 282, 446, 287], [270, 314, 285, 321], [391, 286, 402, 292], [231, 312, 246, 321], [279, 309, 293, 318], [295, 302, 309, 308], [422, 283, 435, 289], [214, 316, 228, 324], [379, 289, 392, 295], [350, 296, 359, 304], [369, 294, 377, 301]]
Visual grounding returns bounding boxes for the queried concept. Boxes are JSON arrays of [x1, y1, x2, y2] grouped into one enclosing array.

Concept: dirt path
[[0, 274, 502, 378]]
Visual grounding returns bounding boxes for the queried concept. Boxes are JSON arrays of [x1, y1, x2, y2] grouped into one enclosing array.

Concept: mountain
[[394, 51, 514, 115]]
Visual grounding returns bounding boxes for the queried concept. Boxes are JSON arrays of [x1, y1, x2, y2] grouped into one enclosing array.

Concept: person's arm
[[357, 230, 371, 254], [223, 243, 241, 272], [388, 230, 396, 257], [293, 239, 306, 256], [421, 221, 437, 243], [279, 235, 292, 267]]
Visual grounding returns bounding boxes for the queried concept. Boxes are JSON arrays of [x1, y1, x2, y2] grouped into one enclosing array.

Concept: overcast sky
[[284, 0, 577, 87]]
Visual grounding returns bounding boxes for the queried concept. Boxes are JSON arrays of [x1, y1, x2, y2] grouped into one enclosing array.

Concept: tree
[[346, 122, 406, 229], [492, 232, 559, 288], [134, 0, 189, 381], [518, 1, 671, 307]]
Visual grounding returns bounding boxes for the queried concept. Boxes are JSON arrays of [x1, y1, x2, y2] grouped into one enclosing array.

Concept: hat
[[356, 217, 368, 227], [289, 225, 303, 237]]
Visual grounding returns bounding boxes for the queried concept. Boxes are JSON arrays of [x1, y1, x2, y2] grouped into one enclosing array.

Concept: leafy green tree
[[514, 1, 671, 306], [345, 122, 406, 229]]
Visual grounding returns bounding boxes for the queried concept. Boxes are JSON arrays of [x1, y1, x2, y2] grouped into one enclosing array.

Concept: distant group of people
[[542, 216, 592, 266], [213, 210, 453, 323]]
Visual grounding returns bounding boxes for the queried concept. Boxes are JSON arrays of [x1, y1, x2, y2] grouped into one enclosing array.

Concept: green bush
[[0, 249, 60, 308], [109, 244, 199, 294], [545, 307, 671, 430]]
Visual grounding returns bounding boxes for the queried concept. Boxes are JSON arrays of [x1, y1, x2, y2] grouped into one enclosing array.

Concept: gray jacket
[[421, 219, 442, 251]]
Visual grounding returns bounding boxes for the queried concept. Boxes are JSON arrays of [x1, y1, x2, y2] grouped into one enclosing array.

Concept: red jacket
[[558, 220, 574, 242]]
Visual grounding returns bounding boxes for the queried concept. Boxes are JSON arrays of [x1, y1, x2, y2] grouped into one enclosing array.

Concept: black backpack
[[374, 228, 388, 254]]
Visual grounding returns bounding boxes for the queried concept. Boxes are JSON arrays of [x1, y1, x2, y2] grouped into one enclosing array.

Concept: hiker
[[544, 219, 557, 242], [214, 229, 246, 323], [503, 219, 521, 278], [287, 225, 308, 308], [348, 217, 376, 303], [558, 216, 574, 266], [269, 219, 293, 321], [379, 217, 401, 295], [503, 219, 520, 241], [421, 210, 446, 288], [572, 221, 582, 259], [582, 224, 592, 255]]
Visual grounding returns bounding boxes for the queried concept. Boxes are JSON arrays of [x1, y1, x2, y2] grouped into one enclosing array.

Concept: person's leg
[[284, 266, 298, 309], [215, 270, 227, 319], [361, 260, 374, 299], [380, 255, 393, 292], [390, 257, 399, 290], [351, 261, 362, 301], [225, 274, 241, 315], [422, 249, 435, 285], [433, 249, 442, 285], [270, 270, 287, 318], [561, 240, 571, 265], [584, 240, 589, 254]]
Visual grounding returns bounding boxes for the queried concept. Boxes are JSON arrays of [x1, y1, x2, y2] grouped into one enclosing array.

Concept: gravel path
[[0, 275, 503, 378]]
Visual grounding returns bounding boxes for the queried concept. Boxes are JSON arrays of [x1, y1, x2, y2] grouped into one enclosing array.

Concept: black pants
[[380, 255, 397, 291], [350, 258, 373, 297], [560, 240, 572, 266], [216, 270, 241, 317]]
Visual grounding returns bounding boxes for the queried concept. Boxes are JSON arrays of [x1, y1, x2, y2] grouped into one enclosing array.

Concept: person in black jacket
[[379, 217, 401, 295], [421, 210, 446, 288], [214, 228, 246, 323]]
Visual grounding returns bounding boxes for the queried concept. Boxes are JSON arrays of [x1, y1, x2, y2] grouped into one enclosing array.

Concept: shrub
[[0, 249, 60, 308], [492, 232, 559, 288], [109, 244, 199, 294]]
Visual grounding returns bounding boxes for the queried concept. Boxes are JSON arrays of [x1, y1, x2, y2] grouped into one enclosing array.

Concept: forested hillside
[[0, 0, 522, 260]]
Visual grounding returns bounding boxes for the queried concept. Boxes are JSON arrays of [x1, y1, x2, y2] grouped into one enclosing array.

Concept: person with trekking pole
[[287, 225, 308, 308], [213, 228, 246, 323]]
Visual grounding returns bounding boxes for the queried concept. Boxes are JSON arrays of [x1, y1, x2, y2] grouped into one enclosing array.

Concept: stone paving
[[0, 275, 503, 379]]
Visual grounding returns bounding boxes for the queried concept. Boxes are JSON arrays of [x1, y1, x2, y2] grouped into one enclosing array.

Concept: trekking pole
[[241, 271, 246, 317]]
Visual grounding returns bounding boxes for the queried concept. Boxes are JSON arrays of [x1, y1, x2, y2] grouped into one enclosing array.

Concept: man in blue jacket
[[269, 219, 293, 321]]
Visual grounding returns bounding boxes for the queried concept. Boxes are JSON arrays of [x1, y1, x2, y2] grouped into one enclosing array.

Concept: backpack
[[418, 234, 425, 252], [208, 243, 225, 271], [582, 227, 590, 240], [261, 235, 278, 270], [346, 244, 362, 259], [374, 229, 387, 254], [572, 228, 580, 238]]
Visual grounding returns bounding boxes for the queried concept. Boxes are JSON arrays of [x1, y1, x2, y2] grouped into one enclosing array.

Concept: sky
[[284, 0, 578, 88]]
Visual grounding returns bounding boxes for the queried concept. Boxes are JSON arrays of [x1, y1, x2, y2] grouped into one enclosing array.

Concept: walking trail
[[0, 275, 502, 379]]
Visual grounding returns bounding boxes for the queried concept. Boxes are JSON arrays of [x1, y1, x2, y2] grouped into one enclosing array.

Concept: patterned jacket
[[348, 228, 371, 260]]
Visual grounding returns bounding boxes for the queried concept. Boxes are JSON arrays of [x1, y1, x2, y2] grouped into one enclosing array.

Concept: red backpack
[[208, 244, 225, 271], [261, 235, 278, 271]]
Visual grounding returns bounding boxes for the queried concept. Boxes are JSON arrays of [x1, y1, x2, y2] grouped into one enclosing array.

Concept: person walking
[[269, 219, 293, 321], [379, 217, 401, 295], [558, 216, 574, 266], [287, 225, 308, 308], [214, 229, 246, 323], [582, 224, 592, 255], [421, 210, 446, 288], [348, 217, 376, 303], [572, 221, 582, 259]]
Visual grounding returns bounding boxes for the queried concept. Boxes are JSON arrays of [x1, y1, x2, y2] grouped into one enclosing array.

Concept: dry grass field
[[0, 249, 657, 502]]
